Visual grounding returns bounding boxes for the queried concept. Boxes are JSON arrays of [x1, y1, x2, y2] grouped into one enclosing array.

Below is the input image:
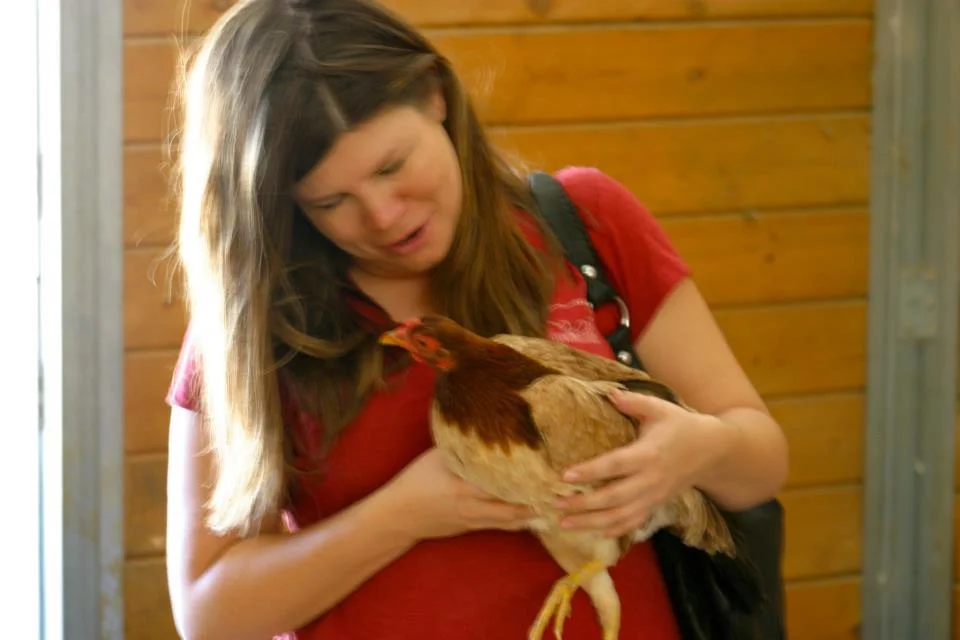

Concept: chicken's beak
[[378, 327, 409, 349]]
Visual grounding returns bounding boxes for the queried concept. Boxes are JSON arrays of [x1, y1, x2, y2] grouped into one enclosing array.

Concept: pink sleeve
[[555, 166, 692, 342], [166, 322, 203, 412]]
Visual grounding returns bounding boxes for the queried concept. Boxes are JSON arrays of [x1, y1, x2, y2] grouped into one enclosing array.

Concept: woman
[[164, 0, 790, 638]]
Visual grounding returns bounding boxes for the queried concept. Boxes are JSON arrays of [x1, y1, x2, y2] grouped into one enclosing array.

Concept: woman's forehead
[[295, 106, 420, 198]]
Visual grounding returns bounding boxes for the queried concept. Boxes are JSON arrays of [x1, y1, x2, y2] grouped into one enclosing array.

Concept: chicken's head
[[378, 315, 469, 371]]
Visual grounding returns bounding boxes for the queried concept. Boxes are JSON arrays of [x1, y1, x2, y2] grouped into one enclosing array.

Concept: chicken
[[379, 314, 759, 640]]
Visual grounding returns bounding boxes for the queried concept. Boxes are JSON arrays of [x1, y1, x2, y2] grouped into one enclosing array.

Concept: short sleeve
[[554, 166, 692, 342], [166, 322, 203, 412]]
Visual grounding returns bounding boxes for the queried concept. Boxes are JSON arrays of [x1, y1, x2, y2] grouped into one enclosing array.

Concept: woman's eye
[[314, 197, 343, 211], [377, 158, 405, 176]]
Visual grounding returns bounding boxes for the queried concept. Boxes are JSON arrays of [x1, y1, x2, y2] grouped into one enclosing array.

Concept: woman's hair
[[172, 0, 559, 535]]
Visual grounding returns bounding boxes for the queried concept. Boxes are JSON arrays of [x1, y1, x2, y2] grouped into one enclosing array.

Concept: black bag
[[528, 171, 787, 640]]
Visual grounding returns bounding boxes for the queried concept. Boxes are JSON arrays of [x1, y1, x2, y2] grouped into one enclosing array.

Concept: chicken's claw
[[528, 558, 606, 640]]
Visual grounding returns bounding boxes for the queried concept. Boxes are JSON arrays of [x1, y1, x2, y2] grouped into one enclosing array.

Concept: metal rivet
[[581, 264, 598, 279], [616, 351, 633, 364]]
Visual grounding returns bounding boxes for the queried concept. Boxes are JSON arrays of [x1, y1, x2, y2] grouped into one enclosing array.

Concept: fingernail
[[564, 470, 579, 482]]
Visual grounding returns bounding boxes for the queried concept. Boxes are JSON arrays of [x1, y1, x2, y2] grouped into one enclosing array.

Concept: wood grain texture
[[124, 0, 874, 35], [126, 456, 169, 558], [125, 145, 177, 248], [716, 301, 865, 398], [665, 208, 869, 305], [773, 392, 864, 488], [123, 22, 871, 141], [124, 248, 184, 351], [786, 577, 861, 639], [125, 558, 179, 640], [781, 486, 861, 580], [493, 115, 870, 215], [126, 350, 179, 454]]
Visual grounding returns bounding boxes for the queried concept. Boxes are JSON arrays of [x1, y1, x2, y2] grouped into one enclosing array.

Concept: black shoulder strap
[[527, 171, 644, 370]]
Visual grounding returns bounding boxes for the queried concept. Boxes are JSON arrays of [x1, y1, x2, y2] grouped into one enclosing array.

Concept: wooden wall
[[122, 1, 873, 638]]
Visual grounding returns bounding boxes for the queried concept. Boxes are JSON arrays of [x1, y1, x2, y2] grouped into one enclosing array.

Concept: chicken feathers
[[379, 315, 761, 640]]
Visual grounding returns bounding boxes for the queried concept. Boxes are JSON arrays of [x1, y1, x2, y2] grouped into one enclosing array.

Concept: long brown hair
[[173, 0, 558, 535]]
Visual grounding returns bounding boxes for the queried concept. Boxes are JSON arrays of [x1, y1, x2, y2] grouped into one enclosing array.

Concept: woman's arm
[[635, 277, 790, 510], [165, 406, 416, 640]]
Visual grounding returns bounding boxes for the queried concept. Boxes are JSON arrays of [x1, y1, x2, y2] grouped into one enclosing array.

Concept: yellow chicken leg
[[528, 558, 606, 640]]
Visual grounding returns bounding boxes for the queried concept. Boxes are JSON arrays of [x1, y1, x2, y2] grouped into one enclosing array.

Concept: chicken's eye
[[415, 336, 430, 349]]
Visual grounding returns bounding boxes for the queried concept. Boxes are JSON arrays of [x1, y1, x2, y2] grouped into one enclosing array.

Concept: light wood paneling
[[781, 486, 862, 581], [664, 208, 869, 306], [125, 558, 178, 640], [125, 0, 874, 36], [124, 248, 183, 351], [126, 351, 179, 454], [773, 392, 864, 488], [124, 22, 871, 142], [493, 115, 870, 215], [716, 301, 865, 398], [126, 455, 168, 558], [125, 145, 176, 248], [786, 577, 861, 640]]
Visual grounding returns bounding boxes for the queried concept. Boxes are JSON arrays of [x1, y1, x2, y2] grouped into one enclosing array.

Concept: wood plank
[[437, 23, 871, 125], [126, 350, 179, 454], [125, 558, 178, 640], [124, 248, 186, 351], [666, 209, 869, 306], [125, 0, 874, 36], [716, 301, 865, 398], [773, 392, 864, 488], [124, 22, 871, 141], [124, 116, 870, 253], [125, 145, 176, 248], [123, 559, 862, 640], [781, 486, 861, 581], [126, 456, 168, 558], [786, 577, 861, 640], [494, 115, 870, 215]]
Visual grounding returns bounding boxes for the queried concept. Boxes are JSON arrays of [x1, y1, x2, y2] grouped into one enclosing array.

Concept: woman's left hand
[[554, 389, 733, 538]]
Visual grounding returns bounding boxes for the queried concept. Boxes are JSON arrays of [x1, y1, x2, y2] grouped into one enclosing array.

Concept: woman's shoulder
[[543, 165, 692, 339], [550, 165, 654, 235]]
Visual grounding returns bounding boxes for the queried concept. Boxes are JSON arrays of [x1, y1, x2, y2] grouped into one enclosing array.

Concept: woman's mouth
[[386, 222, 429, 256]]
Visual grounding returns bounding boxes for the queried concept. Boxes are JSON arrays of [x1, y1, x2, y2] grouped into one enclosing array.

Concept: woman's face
[[294, 92, 462, 281]]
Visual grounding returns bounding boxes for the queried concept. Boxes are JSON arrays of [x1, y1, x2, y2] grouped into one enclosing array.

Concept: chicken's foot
[[528, 558, 606, 640]]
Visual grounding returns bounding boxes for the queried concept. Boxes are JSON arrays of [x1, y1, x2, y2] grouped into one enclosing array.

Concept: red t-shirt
[[167, 166, 692, 639]]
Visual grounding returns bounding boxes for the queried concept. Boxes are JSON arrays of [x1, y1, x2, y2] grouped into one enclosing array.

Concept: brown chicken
[[379, 314, 755, 640]]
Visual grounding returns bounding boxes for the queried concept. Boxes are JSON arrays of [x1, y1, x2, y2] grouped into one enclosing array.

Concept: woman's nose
[[359, 185, 405, 231]]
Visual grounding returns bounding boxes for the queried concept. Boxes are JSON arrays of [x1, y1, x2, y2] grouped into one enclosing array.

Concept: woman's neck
[[349, 267, 436, 322]]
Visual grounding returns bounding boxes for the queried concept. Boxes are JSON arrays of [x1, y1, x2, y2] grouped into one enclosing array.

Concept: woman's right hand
[[383, 447, 535, 542]]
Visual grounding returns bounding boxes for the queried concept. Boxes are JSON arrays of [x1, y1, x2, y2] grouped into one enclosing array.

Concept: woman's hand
[[554, 389, 735, 538], [383, 447, 534, 543]]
